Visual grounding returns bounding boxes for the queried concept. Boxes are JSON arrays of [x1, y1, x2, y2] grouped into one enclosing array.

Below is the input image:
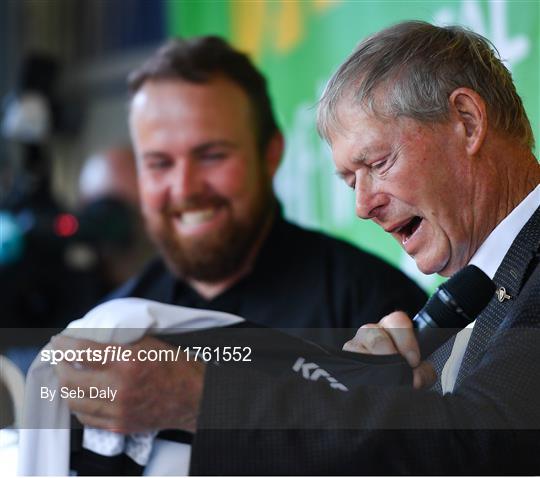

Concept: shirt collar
[[469, 184, 540, 279]]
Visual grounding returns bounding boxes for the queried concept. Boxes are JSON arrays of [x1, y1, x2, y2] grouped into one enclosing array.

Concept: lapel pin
[[496, 287, 512, 303]]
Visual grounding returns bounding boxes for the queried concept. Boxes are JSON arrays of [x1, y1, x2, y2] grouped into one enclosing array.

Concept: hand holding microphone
[[343, 265, 495, 388]]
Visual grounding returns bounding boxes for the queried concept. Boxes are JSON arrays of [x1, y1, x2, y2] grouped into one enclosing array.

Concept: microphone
[[414, 264, 496, 358]]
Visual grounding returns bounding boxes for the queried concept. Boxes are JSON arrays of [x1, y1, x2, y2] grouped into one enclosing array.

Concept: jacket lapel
[[454, 206, 540, 387]]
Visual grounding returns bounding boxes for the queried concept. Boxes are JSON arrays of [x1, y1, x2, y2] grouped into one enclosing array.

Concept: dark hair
[[128, 36, 279, 152], [318, 21, 534, 149]]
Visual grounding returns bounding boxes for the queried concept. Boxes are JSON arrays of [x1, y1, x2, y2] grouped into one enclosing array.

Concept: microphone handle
[[413, 310, 460, 359]]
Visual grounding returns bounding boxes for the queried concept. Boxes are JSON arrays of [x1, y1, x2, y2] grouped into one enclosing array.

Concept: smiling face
[[329, 102, 481, 277], [129, 77, 279, 282]]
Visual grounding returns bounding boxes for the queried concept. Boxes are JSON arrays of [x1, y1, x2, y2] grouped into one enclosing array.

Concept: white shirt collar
[[468, 184, 540, 279]]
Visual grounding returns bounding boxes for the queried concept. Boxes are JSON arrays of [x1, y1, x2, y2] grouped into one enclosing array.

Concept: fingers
[[56, 360, 104, 389], [379, 312, 420, 367], [343, 311, 420, 367], [412, 361, 437, 389], [343, 324, 398, 355], [73, 412, 123, 433], [64, 394, 113, 420], [73, 406, 137, 434], [49, 334, 205, 432], [49, 335, 115, 370], [343, 311, 435, 390]]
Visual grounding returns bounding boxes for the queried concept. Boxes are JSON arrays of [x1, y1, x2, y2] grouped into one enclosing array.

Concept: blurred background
[[0, 0, 538, 330]]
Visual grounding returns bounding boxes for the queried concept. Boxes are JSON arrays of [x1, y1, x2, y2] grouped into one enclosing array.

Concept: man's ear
[[264, 131, 284, 178], [448, 87, 488, 155]]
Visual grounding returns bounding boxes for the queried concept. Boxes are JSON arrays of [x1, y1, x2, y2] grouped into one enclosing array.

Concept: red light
[[54, 214, 79, 237]]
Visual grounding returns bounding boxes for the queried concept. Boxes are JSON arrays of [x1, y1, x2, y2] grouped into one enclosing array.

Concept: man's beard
[[147, 184, 274, 283]]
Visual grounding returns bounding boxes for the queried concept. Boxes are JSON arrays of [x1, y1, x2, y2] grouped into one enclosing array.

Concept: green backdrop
[[165, 0, 539, 291]]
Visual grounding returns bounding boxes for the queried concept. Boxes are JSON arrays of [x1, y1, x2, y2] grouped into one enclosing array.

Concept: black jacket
[[190, 209, 540, 475]]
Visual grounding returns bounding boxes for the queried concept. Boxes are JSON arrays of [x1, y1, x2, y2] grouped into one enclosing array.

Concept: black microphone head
[[421, 264, 496, 329], [414, 265, 495, 357], [441, 264, 496, 319]]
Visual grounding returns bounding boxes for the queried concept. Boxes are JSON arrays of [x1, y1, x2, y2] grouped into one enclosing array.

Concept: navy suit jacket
[[190, 217, 540, 475]]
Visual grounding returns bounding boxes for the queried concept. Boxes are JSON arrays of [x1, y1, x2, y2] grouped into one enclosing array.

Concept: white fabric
[[143, 439, 191, 476], [82, 429, 157, 466], [0, 429, 19, 477], [442, 185, 540, 394], [18, 298, 244, 475]]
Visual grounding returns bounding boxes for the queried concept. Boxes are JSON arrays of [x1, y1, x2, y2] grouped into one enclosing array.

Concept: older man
[[185, 21, 540, 475], [52, 36, 426, 474]]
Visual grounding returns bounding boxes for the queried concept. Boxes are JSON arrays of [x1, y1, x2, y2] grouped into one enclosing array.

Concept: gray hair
[[317, 21, 534, 149]]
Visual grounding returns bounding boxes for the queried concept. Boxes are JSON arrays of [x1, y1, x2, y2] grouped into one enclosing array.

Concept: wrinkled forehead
[[324, 94, 392, 148], [319, 82, 395, 146]]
